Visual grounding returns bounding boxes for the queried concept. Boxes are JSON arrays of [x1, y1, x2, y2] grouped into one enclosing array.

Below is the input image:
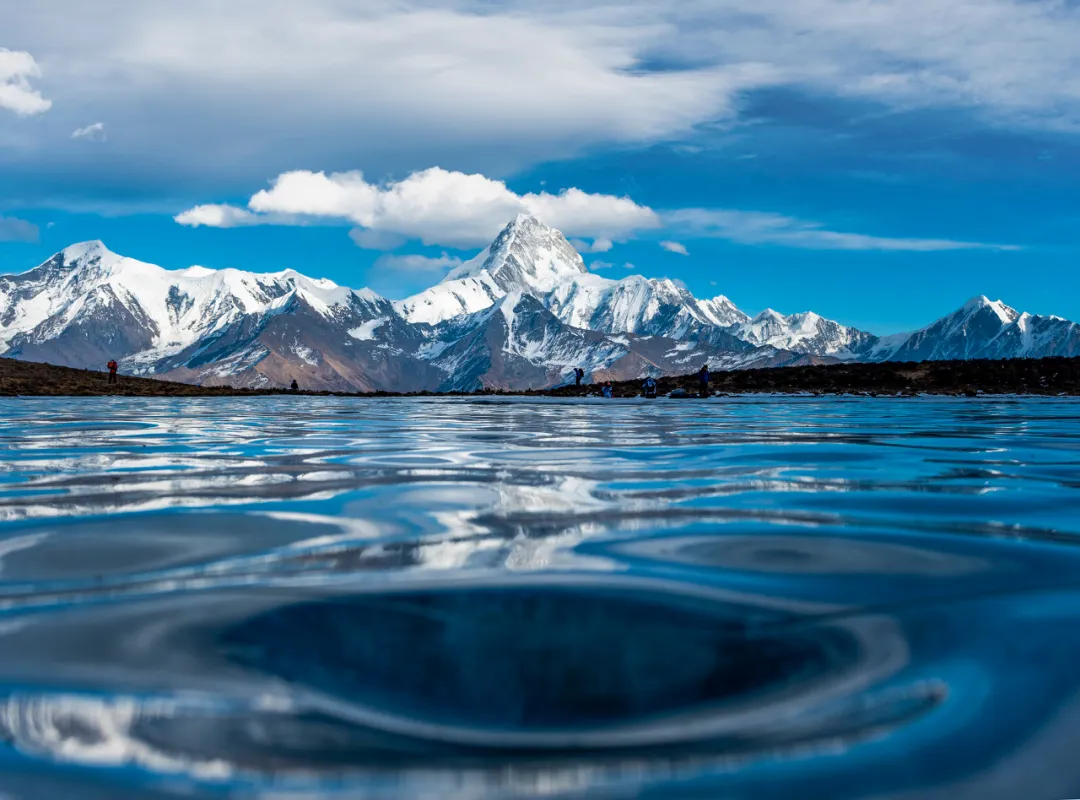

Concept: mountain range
[[1, 215, 1077, 392]]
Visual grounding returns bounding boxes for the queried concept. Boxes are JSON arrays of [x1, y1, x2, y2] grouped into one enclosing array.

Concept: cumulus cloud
[[374, 252, 463, 273], [664, 208, 1020, 251], [177, 167, 661, 248], [660, 240, 690, 255], [71, 122, 106, 141], [0, 48, 50, 116], [590, 260, 614, 271], [571, 238, 614, 254], [0, 215, 39, 242]]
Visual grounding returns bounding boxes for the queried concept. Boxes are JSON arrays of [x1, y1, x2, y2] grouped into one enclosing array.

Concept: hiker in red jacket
[[107, 360, 119, 384]]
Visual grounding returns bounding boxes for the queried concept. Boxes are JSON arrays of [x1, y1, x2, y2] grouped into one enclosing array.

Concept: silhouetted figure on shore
[[290, 379, 299, 392], [643, 376, 658, 398], [574, 367, 585, 387], [601, 382, 614, 399], [106, 360, 118, 385], [698, 364, 711, 397]]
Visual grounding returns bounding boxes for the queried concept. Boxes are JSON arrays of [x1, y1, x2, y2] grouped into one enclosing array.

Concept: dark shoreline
[[2, 355, 1080, 398]]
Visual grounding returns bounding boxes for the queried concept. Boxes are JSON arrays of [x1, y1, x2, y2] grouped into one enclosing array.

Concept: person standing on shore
[[574, 367, 585, 387], [697, 364, 711, 398], [106, 360, 118, 385]]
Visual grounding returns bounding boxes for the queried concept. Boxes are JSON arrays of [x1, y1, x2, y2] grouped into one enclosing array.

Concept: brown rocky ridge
[[2, 355, 1079, 398]]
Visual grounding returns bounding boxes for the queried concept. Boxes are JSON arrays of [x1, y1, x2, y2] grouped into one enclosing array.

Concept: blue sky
[[1, 0, 1079, 334]]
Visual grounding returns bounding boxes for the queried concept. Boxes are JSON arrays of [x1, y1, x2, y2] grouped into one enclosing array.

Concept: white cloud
[[177, 166, 661, 248], [590, 260, 614, 271], [571, 238, 614, 254], [660, 240, 690, 255], [5, 0, 1080, 215], [0, 215, 39, 242], [664, 208, 1020, 251], [174, 204, 262, 228], [0, 3, 777, 184], [175, 165, 1018, 255], [71, 122, 106, 141], [641, 0, 1080, 132], [374, 252, 463, 273], [0, 48, 50, 116]]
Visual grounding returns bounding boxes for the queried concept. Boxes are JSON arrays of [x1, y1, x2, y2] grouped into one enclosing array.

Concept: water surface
[[0, 395, 1079, 799]]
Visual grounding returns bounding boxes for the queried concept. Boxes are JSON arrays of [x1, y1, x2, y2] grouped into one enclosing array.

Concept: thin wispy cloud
[[664, 209, 1020, 252], [660, 240, 690, 256], [71, 122, 107, 141], [374, 252, 463, 273]]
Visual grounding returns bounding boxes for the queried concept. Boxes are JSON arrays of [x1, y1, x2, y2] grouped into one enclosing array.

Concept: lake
[[0, 395, 1078, 799]]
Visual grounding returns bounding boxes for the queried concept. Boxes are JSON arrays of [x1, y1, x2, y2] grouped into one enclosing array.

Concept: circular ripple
[[218, 579, 887, 750]]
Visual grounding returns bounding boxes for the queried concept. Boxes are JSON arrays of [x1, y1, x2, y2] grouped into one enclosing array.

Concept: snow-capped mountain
[[0, 241, 352, 368], [733, 309, 878, 359], [0, 241, 441, 391], [870, 295, 1080, 362], [397, 214, 752, 352], [2, 217, 1076, 392]]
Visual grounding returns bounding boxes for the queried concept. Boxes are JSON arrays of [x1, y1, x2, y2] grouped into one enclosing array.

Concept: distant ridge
[[1, 217, 1077, 392]]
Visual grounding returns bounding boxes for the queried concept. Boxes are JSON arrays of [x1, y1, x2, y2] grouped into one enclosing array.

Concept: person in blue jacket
[[642, 376, 658, 398], [697, 364, 711, 397], [601, 382, 614, 398]]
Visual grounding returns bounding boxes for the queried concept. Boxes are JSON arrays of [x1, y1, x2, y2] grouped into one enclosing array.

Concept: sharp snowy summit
[[2, 218, 1077, 391]]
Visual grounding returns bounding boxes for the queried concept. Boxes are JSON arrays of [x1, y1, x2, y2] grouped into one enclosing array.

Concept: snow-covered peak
[[444, 215, 587, 294], [961, 295, 1019, 325], [752, 308, 784, 323], [61, 240, 111, 263], [179, 265, 216, 278], [699, 295, 749, 328]]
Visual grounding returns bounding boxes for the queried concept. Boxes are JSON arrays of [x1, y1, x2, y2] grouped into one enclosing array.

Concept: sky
[[1, 0, 1079, 334]]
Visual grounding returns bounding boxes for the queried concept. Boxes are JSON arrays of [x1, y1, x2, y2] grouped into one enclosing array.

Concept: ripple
[[0, 396, 1077, 798]]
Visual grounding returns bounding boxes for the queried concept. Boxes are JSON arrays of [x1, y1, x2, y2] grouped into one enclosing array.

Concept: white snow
[[349, 317, 388, 341], [395, 272, 504, 325], [730, 307, 870, 358], [290, 343, 320, 365]]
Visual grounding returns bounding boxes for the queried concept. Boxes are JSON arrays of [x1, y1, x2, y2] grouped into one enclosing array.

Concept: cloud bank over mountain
[[176, 167, 661, 248]]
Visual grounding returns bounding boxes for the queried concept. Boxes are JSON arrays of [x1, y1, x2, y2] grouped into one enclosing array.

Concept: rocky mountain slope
[[1, 215, 1076, 391]]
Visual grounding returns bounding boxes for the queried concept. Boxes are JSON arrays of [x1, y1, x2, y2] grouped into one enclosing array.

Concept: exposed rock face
[[2, 219, 1076, 391]]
